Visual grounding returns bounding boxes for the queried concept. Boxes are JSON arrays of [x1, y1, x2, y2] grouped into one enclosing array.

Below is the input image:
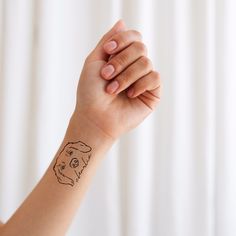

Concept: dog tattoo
[[53, 141, 92, 187]]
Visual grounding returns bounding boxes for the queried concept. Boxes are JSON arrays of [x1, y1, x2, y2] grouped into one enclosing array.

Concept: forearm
[[0, 223, 3, 234], [1, 112, 114, 236]]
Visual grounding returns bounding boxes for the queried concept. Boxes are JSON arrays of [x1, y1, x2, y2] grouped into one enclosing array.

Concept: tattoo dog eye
[[59, 162, 66, 170], [66, 149, 73, 156]]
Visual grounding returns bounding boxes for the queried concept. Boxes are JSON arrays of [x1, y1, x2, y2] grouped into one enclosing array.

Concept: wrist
[[65, 112, 115, 157]]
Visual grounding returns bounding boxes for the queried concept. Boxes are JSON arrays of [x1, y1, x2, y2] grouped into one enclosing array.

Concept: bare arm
[[0, 20, 161, 236], [1, 114, 113, 236], [0, 221, 4, 236]]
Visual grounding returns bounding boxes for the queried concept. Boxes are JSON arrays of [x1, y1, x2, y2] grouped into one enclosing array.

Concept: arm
[[1, 114, 114, 236], [0, 20, 161, 236]]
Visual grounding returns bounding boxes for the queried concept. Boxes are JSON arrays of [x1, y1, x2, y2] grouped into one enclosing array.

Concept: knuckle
[[134, 41, 147, 54], [152, 70, 161, 80], [140, 56, 152, 68], [151, 71, 161, 88], [115, 34, 126, 47], [130, 30, 143, 40]]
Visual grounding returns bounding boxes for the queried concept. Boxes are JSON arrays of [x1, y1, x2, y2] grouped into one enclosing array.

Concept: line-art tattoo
[[53, 141, 92, 187]]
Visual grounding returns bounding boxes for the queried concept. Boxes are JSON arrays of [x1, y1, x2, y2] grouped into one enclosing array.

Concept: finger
[[136, 88, 162, 110], [106, 56, 153, 94], [126, 71, 161, 98], [103, 29, 143, 54], [101, 41, 147, 80], [86, 19, 127, 62]]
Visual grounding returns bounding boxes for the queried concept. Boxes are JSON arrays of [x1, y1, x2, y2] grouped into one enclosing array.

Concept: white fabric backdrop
[[1, 0, 236, 235]]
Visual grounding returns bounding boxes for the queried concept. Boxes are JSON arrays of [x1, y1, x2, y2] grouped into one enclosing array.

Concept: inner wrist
[[66, 112, 115, 153]]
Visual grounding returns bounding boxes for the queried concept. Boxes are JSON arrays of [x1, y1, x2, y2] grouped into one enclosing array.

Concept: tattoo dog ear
[[76, 141, 92, 153]]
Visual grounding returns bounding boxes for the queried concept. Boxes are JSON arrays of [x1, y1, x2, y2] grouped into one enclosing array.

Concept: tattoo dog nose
[[69, 158, 79, 168]]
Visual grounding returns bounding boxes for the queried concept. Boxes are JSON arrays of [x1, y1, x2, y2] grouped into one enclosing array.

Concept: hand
[[74, 20, 162, 141]]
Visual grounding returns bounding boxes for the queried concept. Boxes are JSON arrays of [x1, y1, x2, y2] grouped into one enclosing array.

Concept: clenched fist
[[74, 20, 162, 141]]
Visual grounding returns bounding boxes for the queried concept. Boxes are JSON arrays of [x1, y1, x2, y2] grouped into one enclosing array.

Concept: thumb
[[86, 19, 127, 62]]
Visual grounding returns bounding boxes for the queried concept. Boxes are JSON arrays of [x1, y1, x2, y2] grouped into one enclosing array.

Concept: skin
[[0, 20, 161, 236]]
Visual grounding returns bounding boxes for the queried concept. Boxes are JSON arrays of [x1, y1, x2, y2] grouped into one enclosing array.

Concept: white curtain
[[1, 0, 236, 235]]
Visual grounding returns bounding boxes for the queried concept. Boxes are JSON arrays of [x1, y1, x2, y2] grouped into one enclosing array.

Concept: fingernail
[[101, 64, 115, 78], [104, 40, 118, 52], [107, 80, 119, 94], [127, 88, 135, 97]]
